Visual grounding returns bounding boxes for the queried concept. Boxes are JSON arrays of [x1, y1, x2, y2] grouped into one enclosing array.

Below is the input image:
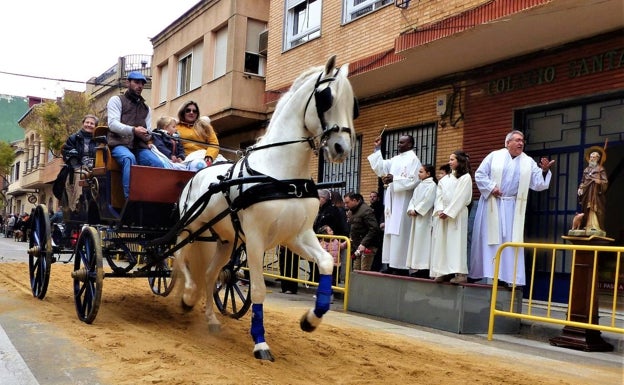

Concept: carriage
[[27, 56, 357, 361], [27, 126, 252, 323]]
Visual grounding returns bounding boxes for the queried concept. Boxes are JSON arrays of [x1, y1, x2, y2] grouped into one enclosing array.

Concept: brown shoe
[[434, 275, 446, 283], [450, 274, 467, 284]]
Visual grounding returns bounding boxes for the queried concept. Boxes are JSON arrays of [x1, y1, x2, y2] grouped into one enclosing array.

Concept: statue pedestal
[[549, 235, 614, 352]]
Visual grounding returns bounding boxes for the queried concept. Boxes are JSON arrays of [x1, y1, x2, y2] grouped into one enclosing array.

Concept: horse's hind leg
[[202, 241, 231, 333], [175, 240, 208, 310]]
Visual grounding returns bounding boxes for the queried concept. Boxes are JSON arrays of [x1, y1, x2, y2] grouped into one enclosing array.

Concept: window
[[318, 136, 362, 197], [284, 0, 322, 50], [382, 123, 437, 168], [178, 53, 192, 95], [343, 0, 392, 23], [245, 19, 267, 76], [177, 43, 203, 96], [214, 27, 228, 79], [159, 63, 168, 104]]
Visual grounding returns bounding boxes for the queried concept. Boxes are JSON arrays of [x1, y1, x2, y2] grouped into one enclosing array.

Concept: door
[[519, 94, 624, 302]]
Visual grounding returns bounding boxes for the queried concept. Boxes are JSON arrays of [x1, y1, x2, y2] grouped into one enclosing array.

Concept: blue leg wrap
[[313, 274, 333, 318], [250, 304, 266, 344]]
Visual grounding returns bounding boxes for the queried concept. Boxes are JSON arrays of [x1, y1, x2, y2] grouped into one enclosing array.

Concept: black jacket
[[313, 201, 349, 236], [151, 129, 186, 160], [62, 129, 96, 167]]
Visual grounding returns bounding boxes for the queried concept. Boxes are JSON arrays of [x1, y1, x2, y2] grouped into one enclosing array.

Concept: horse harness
[[149, 66, 358, 254]]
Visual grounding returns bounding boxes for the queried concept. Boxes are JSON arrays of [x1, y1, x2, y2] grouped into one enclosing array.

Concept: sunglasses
[[185, 108, 198, 114]]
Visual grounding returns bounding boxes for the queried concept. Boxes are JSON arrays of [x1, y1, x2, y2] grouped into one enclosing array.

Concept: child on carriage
[[151, 116, 186, 165], [151, 115, 222, 171]]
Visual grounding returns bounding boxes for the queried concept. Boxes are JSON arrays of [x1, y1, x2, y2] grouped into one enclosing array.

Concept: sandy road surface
[[0, 262, 621, 385]]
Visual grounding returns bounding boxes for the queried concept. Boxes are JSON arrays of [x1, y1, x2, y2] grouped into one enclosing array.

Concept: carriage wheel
[[148, 255, 176, 297], [72, 226, 103, 324], [213, 245, 251, 319], [28, 204, 53, 299]]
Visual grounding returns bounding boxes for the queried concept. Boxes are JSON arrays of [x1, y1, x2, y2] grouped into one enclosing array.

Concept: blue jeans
[[111, 146, 164, 198], [136, 148, 164, 168]]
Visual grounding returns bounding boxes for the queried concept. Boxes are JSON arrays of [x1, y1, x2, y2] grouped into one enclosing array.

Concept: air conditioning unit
[[259, 30, 268, 56]]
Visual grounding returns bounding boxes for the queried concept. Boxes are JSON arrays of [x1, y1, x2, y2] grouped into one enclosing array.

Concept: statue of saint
[[576, 147, 608, 235]]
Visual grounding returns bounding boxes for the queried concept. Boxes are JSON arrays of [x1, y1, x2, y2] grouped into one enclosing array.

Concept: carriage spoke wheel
[[28, 204, 53, 299], [72, 226, 103, 324], [213, 245, 251, 319], [148, 255, 176, 297]]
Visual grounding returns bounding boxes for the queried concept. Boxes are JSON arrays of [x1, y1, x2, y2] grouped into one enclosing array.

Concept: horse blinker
[[314, 87, 333, 114]]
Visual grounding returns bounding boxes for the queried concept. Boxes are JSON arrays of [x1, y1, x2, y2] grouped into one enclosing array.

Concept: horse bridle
[[245, 68, 359, 156], [303, 68, 359, 149]]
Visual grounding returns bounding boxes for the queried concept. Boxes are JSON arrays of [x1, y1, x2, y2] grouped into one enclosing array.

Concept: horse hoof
[[300, 313, 316, 333], [208, 323, 221, 333], [254, 349, 275, 362], [181, 299, 194, 312]]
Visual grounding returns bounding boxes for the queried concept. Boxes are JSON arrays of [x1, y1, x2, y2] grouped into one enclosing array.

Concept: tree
[[0, 141, 15, 210], [0, 140, 15, 176], [30, 91, 96, 156]]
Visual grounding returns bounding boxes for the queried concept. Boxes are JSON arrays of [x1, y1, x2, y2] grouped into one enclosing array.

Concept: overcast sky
[[0, 0, 199, 99]]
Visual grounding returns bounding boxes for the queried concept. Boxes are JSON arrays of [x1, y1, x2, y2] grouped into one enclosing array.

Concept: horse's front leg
[[246, 246, 274, 361], [288, 231, 334, 332]]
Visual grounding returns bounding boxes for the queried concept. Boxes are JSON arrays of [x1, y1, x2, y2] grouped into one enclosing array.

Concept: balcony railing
[[93, 54, 152, 86]]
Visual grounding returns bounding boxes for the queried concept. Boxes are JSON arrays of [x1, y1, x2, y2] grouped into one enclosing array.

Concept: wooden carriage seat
[[128, 166, 196, 203], [92, 126, 125, 208]]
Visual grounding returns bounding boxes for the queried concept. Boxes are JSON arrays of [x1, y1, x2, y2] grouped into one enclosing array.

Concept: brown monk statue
[[572, 146, 608, 236]]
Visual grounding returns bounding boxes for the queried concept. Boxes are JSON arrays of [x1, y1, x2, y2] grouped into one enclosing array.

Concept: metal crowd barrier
[[260, 235, 351, 311], [488, 241, 624, 341]]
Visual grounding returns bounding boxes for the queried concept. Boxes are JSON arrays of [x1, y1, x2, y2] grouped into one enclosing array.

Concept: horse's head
[[304, 56, 358, 163]]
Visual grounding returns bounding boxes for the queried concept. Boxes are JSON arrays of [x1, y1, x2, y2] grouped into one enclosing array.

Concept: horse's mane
[[261, 65, 324, 139]]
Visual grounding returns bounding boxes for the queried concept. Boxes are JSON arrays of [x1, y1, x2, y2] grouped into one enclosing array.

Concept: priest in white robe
[[469, 131, 555, 286], [368, 134, 421, 274]]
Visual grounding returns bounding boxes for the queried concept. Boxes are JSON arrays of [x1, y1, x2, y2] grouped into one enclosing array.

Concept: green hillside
[[0, 94, 28, 142]]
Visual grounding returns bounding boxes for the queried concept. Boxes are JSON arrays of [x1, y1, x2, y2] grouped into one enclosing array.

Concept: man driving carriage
[[106, 71, 164, 198]]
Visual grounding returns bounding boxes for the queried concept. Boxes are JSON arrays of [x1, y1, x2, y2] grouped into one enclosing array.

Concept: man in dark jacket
[[344, 192, 381, 271]]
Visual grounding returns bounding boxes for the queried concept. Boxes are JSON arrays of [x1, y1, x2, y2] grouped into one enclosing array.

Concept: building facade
[[264, 0, 623, 294], [149, 0, 270, 155]]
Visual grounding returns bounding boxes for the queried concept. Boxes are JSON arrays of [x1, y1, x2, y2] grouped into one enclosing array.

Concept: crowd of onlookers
[[1, 212, 31, 242]]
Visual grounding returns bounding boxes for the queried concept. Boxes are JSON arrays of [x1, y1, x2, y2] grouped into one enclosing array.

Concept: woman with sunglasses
[[175, 101, 219, 168]]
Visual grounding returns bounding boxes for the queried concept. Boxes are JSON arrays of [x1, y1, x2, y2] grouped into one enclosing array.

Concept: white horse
[[174, 56, 357, 361]]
